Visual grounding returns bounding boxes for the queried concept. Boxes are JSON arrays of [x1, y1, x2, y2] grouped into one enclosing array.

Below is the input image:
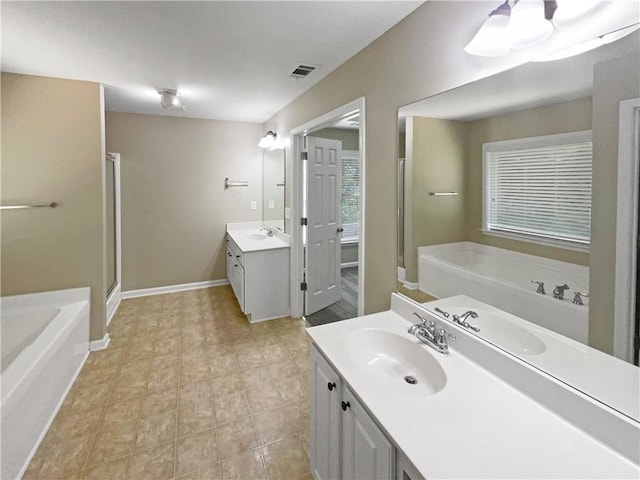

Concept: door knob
[[337, 227, 344, 233]]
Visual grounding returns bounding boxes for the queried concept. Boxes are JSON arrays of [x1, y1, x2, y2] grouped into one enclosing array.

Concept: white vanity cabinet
[[311, 345, 394, 480], [225, 233, 289, 322]]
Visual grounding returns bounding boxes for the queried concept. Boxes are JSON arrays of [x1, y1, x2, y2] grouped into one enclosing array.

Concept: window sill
[[480, 229, 589, 253]]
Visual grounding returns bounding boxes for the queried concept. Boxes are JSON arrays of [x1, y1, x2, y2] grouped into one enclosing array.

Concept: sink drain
[[404, 375, 418, 385]]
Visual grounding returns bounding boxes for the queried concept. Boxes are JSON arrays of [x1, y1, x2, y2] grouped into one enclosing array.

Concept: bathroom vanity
[[226, 222, 290, 322], [307, 293, 640, 479]]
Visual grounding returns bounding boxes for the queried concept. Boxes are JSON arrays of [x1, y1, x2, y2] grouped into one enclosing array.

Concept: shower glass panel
[[106, 157, 117, 297]]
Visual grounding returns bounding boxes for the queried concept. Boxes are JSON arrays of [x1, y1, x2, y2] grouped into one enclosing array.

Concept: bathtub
[[1, 288, 90, 480], [417, 242, 589, 343]]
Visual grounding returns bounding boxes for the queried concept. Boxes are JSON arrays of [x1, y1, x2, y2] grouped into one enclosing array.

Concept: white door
[[305, 136, 342, 315]]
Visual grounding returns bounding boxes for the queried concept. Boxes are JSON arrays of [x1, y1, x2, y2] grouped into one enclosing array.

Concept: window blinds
[[341, 155, 359, 240], [485, 139, 592, 245]]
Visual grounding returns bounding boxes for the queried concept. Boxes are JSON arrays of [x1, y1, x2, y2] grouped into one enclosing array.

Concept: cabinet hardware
[[341, 401, 350, 411], [328, 382, 336, 391]]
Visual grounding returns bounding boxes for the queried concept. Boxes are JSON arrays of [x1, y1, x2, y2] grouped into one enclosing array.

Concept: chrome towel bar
[[429, 192, 458, 196], [224, 178, 249, 189], [1, 202, 58, 210]]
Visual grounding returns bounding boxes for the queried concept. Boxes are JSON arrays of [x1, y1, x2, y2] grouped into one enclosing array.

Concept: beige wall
[[405, 116, 467, 283], [589, 53, 640, 354], [263, 1, 573, 315], [465, 97, 592, 266], [105, 112, 263, 291], [1, 73, 106, 341]]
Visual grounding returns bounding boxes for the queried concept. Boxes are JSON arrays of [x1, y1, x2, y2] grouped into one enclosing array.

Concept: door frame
[[290, 97, 366, 319], [614, 98, 640, 362], [105, 152, 122, 326]]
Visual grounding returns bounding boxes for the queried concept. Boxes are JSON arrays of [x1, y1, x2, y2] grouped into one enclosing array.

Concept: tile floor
[[23, 286, 312, 480]]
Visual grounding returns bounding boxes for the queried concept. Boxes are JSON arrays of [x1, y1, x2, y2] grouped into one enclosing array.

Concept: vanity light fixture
[[465, 0, 609, 57], [464, 1, 511, 57], [258, 130, 278, 149], [506, 0, 554, 49], [158, 89, 183, 110], [534, 23, 640, 62]]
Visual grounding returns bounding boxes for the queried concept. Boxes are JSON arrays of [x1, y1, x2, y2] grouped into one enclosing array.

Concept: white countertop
[[307, 298, 639, 479], [424, 295, 640, 423], [226, 222, 289, 252]]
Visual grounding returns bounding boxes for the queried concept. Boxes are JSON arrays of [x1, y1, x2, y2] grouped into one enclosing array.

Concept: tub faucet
[[452, 310, 480, 331], [531, 280, 546, 294], [553, 284, 570, 300], [573, 291, 589, 305]]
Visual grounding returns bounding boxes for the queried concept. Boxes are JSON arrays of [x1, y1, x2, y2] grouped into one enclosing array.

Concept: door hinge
[[301, 151, 308, 161], [301, 217, 308, 226], [300, 282, 307, 291]]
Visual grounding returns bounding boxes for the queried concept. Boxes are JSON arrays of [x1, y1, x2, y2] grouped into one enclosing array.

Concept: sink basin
[[446, 308, 546, 356], [245, 232, 268, 241], [345, 329, 447, 396]]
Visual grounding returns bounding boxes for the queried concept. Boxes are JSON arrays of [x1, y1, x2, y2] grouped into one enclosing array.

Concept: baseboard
[[397, 266, 406, 283], [402, 281, 418, 290], [89, 333, 111, 351], [341, 261, 359, 269], [121, 279, 230, 299], [106, 285, 121, 326]]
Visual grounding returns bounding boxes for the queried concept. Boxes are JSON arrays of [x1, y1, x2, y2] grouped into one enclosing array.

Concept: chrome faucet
[[452, 310, 480, 332], [553, 284, 570, 300], [266, 227, 274, 237], [408, 312, 451, 354], [531, 280, 546, 294], [572, 291, 589, 305]]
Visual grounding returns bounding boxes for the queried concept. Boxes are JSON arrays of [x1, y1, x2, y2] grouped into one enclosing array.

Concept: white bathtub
[[418, 242, 589, 343], [1, 288, 90, 480]]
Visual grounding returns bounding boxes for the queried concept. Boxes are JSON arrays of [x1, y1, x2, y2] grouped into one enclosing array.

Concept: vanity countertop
[[307, 295, 640, 479], [226, 222, 289, 252]]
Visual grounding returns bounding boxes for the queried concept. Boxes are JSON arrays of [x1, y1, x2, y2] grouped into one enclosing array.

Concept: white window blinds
[[341, 153, 359, 241], [483, 131, 592, 247]]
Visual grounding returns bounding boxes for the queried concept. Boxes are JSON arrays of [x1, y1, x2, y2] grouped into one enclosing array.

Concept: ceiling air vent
[[290, 64, 317, 79]]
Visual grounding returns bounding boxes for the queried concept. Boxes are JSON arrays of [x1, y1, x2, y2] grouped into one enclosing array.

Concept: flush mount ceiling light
[[158, 89, 184, 111], [258, 130, 278, 149], [465, 0, 608, 57]]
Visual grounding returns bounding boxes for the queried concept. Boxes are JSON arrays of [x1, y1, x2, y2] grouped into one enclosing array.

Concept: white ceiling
[[1, 1, 423, 123]]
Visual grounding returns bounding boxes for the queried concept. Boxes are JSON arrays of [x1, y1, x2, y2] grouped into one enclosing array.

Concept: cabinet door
[[226, 246, 235, 290], [341, 387, 393, 480], [310, 346, 341, 480], [234, 263, 245, 312]]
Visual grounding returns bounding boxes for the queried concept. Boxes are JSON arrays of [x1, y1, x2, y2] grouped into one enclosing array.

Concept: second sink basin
[[345, 329, 447, 396], [245, 232, 268, 241]]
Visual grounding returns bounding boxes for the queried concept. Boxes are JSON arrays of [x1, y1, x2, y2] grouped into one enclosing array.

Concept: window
[[483, 131, 592, 249], [341, 151, 359, 242]]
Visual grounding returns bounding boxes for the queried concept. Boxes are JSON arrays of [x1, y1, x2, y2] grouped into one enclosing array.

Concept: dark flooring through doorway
[[305, 267, 358, 327]]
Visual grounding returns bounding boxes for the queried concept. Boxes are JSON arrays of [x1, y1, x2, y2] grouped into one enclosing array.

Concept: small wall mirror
[[262, 148, 285, 230], [397, 28, 640, 422]]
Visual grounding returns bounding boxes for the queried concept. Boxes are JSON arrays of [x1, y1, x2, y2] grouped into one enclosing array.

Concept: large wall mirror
[[397, 28, 639, 422], [262, 148, 285, 230]]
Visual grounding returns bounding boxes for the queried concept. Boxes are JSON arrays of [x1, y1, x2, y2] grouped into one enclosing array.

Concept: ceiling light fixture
[[258, 131, 278, 149], [465, 0, 608, 57], [158, 89, 184, 111]]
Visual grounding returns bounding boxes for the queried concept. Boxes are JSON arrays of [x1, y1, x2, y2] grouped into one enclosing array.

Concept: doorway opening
[[290, 98, 365, 325]]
